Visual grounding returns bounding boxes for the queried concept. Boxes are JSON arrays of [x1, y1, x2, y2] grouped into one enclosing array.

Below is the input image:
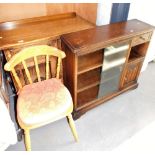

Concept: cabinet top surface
[[0, 12, 94, 50], [61, 19, 154, 53]]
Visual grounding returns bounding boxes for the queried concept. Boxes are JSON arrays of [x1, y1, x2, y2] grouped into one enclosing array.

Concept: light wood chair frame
[[4, 45, 78, 151]]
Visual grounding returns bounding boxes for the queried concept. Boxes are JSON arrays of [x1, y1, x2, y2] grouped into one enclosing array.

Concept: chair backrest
[[4, 45, 66, 90]]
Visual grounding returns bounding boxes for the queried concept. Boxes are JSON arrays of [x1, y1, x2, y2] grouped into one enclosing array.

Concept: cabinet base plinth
[[73, 83, 138, 120]]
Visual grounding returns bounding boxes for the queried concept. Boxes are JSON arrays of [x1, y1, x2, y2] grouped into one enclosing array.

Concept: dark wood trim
[[73, 82, 138, 120]]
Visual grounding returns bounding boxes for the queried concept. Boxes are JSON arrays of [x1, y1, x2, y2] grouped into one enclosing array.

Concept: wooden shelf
[[77, 81, 100, 93], [78, 50, 103, 74], [128, 56, 144, 63], [129, 50, 142, 61], [78, 68, 101, 91], [77, 73, 120, 107], [78, 63, 102, 75], [77, 66, 122, 93], [128, 43, 149, 63], [77, 85, 99, 108]]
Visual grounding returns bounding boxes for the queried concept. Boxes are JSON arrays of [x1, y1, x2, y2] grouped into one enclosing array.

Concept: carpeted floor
[[6, 62, 155, 151]]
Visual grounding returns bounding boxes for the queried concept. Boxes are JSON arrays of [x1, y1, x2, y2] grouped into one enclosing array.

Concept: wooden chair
[[4, 45, 78, 151]]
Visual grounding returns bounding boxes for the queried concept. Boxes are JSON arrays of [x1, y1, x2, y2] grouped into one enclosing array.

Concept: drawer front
[[132, 32, 152, 46], [4, 39, 60, 61], [122, 60, 143, 86]]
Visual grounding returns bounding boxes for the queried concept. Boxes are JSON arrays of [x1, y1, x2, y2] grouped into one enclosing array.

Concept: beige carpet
[[7, 62, 155, 151]]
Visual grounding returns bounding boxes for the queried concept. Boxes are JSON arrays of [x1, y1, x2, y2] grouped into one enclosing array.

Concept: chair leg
[[67, 114, 79, 142], [24, 129, 31, 151]]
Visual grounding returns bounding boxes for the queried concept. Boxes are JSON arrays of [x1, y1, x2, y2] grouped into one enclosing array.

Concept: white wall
[[96, 3, 112, 26], [128, 1, 155, 71]]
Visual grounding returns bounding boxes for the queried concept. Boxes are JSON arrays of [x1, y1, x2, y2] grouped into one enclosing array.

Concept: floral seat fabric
[[17, 78, 73, 126]]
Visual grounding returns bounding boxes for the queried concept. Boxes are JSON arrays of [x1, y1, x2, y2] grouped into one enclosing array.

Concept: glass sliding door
[[98, 41, 129, 98]]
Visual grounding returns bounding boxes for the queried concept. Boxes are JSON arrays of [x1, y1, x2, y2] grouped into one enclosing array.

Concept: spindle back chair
[[4, 45, 78, 151]]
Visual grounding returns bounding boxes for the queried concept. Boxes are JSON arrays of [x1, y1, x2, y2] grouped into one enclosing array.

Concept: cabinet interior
[[128, 42, 149, 62], [78, 50, 103, 74]]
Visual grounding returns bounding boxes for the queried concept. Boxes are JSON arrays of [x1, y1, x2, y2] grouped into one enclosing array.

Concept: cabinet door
[[122, 60, 143, 87], [98, 41, 130, 98]]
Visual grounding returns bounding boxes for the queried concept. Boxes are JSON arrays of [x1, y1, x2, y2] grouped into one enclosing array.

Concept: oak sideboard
[[61, 19, 154, 119]]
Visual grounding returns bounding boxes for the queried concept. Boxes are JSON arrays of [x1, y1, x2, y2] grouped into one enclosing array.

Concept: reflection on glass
[[98, 42, 129, 98]]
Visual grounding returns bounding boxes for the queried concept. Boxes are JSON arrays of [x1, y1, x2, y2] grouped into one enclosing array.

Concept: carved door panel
[[122, 60, 143, 87]]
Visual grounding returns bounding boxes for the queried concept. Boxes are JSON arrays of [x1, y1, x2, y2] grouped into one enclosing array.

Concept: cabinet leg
[[72, 110, 85, 120]]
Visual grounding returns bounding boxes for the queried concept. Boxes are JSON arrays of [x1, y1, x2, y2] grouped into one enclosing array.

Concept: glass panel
[[98, 41, 129, 98], [98, 66, 121, 98]]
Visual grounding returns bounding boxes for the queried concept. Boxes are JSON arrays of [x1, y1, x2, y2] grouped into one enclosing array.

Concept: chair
[[4, 45, 78, 151]]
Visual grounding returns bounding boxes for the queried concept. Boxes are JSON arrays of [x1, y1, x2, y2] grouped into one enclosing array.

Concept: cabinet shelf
[[78, 62, 102, 75], [78, 50, 103, 74], [128, 50, 144, 62], [77, 74, 121, 93], [77, 76, 119, 107], [77, 81, 100, 93], [128, 42, 148, 62], [77, 67, 101, 92], [77, 85, 99, 108], [77, 66, 122, 93]]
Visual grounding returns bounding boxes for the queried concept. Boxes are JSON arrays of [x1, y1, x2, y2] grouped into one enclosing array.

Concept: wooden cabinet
[[61, 19, 154, 119], [0, 12, 94, 91]]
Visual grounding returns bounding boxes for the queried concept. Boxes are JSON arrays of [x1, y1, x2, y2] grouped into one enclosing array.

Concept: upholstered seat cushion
[[17, 78, 73, 126]]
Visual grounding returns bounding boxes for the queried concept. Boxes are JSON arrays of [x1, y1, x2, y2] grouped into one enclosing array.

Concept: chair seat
[[17, 78, 73, 126]]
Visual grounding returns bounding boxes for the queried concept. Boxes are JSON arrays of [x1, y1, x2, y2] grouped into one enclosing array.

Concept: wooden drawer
[[4, 39, 60, 61], [132, 32, 152, 46], [122, 59, 143, 87]]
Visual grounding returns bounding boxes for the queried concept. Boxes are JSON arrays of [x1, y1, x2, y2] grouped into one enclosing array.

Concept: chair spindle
[[56, 57, 61, 79], [34, 56, 41, 82], [22, 60, 33, 84], [46, 55, 49, 80], [12, 68, 22, 89]]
